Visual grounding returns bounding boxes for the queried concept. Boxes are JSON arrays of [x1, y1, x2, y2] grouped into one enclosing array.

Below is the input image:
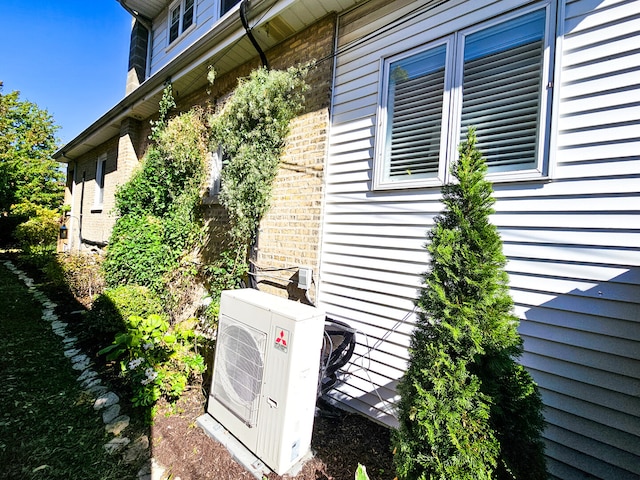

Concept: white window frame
[[168, 0, 196, 46], [93, 153, 107, 211], [374, 1, 556, 190], [204, 146, 230, 204], [208, 147, 224, 198]]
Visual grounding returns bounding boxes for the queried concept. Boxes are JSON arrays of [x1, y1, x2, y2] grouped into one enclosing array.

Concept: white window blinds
[[384, 45, 446, 182], [376, 6, 551, 189], [460, 10, 546, 171]]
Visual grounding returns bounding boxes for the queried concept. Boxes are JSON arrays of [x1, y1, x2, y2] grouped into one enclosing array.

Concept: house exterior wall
[[62, 137, 120, 252], [171, 13, 336, 301], [320, 0, 640, 479], [64, 14, 336, 305], [61, 116, 144, 253]]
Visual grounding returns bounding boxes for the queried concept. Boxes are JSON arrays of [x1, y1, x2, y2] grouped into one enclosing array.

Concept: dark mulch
[[10, 253, 396, 480], [150, 389, 395, 480]]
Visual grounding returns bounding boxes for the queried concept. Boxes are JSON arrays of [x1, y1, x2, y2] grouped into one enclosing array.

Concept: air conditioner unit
[[207, 289, 325, 475]]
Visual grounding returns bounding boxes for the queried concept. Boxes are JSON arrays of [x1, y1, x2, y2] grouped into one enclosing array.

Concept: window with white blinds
[[376, 6, 552, 189], [384, 45, 447, 182], [460, 9, 546, 172]]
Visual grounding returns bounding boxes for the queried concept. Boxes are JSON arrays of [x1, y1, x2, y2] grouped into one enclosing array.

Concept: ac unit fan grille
[[212, 320, 266, 427]]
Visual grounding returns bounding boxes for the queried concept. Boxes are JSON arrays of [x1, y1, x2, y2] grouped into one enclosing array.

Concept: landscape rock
[[123, 435, 150, 464], [77, 368, 98, 382], [104, 437, 130, 454], [82, 377, 102, 390], [137, 458, 167, 480], [94, 391, 119, 410], [106, 415, 130, 435], [102, 404, 121, 424], [71, 355, 92, 370], [87, 384, 109, 396], [64, 348, 81, 358]]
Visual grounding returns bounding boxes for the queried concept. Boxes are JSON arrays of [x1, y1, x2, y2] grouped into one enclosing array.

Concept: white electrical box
[[298, 267, 312, 290]]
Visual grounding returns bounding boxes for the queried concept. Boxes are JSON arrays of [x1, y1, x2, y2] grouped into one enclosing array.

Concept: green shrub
[[45, 253, 105, 305], [13, 205, 59, 255], [103, 100, 207, 294], [99, 314, 205, 407], [86, 285, 165, 346], [393, 129, 546, 480], [103, 214, 172, 292]]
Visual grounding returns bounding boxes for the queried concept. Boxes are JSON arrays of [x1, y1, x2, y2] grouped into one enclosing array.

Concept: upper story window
[[221, 0, 240, 16], [169, 0, 195, 44], [375, 4, 555, 190]]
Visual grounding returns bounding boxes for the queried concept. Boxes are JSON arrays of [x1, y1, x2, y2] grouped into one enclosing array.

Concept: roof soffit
[[117, 0, 167, 20]]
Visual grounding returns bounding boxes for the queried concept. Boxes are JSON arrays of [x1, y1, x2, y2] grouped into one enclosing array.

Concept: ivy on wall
[[103, 88, 208, 294], [209, 65, 308, 248], [103, 65, 309, 315]]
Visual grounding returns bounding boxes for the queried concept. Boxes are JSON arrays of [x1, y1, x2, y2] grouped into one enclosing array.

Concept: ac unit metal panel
[[207, 289, 325, 475]]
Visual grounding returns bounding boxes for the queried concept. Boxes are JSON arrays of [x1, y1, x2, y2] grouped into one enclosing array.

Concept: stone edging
[[1, 260, 160, 479]]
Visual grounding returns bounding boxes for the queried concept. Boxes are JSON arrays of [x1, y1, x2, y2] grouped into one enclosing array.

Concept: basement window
[[169, 0, 195, 44]]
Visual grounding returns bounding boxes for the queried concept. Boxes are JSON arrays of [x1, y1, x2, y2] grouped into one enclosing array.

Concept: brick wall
[[137, 15, 337, 301], [63, 14, 337, 302], [62, 137, 118, 252], [61, 117, 143, 253], [255, 15, 335, 302]]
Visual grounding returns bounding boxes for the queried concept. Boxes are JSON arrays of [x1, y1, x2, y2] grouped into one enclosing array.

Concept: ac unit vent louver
[[212, 322, 266, 427]]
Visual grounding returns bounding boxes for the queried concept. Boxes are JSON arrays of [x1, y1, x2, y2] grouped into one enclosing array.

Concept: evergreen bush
[[393, 129, 546, 480]]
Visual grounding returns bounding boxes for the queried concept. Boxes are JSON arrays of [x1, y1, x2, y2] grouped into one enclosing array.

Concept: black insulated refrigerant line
[[240, 0, 269, 69]]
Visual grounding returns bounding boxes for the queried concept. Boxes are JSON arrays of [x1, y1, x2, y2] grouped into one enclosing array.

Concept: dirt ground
[[151, 386, 396, 480]]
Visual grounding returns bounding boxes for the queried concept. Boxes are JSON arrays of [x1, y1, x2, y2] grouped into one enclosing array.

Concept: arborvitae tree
[[394, 129, 546, 480]]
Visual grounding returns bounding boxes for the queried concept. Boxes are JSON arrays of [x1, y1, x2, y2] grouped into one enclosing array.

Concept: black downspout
[[240, 0, 269, 69]]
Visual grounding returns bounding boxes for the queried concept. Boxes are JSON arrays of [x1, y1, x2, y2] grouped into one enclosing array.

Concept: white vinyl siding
[[322, 0, 640, 478], [375, 3, 553, 189], [149, 0, 217, 76]]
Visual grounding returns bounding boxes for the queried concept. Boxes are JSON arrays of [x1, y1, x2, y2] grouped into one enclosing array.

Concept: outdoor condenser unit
[[207, 288, 325, 475]]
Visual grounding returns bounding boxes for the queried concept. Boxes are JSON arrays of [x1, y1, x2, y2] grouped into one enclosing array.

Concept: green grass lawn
[[0, 261, 139, 480]]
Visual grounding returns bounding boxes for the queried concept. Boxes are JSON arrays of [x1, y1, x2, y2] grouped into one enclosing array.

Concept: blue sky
[[0, 1, 132, 145]]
